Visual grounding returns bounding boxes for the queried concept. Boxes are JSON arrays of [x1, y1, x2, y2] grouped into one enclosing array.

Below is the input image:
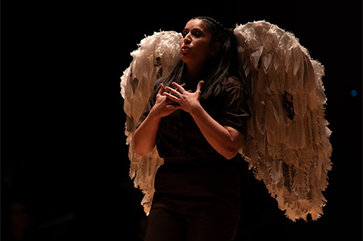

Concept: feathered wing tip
[[120, 31, 181, 214], [234, 20, 332, 221]]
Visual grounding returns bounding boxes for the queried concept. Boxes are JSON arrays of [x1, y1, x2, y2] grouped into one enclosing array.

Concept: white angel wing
[[120, 31, 181, 215], [234, 20, 332, 221]]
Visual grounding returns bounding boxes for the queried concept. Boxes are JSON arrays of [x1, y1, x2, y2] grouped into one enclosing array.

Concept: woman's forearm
[[190, 104, 243, 160], [163, 81, 243, 159], [133, 111, 161, 156]]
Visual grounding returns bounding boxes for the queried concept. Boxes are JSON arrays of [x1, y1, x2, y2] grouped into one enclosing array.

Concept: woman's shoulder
[[224, 76, 243, 92]]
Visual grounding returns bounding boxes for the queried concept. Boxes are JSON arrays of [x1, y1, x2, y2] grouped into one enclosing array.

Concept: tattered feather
[[120, 31, 181, 214], [235, 20, 332, 221]]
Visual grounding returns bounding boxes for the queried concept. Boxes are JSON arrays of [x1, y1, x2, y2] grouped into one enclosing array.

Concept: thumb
[[196, 80, 204, 93]]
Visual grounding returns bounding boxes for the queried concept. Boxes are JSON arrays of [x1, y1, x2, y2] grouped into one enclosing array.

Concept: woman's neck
[[183, 62, 204, 83]]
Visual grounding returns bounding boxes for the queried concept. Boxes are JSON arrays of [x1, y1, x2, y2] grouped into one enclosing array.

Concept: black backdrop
[[2, 1, 362, 241]]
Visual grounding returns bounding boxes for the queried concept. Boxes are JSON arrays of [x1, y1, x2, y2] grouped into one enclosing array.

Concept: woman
[[134, 16, 250, 241]]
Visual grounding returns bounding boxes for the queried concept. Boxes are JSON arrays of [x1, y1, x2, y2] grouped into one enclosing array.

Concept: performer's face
[[180, 19, 219, 66]]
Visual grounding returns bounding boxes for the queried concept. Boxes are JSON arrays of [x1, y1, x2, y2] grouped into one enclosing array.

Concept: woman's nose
[[183, 34, 191, 44]]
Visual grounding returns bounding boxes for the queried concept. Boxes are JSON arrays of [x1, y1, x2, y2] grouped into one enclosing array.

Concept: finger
[[172, 82, 186, 93], [196, 80, 204, 93], [166, 104, 181, 110], [163, 92, 180, 103], [165, 86, 181, 97], [158, 83, 165, 95]]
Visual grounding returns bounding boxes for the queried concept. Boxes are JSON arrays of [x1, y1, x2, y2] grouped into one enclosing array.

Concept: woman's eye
[[181, 30, 202, 38], [193, 31, 201, 38]]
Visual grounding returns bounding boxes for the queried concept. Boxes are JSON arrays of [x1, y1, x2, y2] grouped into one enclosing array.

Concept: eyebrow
[[183, 27, 204, 32]]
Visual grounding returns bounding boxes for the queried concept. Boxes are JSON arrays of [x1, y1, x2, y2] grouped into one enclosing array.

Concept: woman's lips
[[181, 46, 191, 54]]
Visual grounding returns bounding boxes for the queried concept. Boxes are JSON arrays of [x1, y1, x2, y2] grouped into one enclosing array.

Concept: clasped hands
[[154, 81, 204, 117]]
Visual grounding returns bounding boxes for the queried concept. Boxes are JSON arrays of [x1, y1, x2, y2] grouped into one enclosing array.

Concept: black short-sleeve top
[[137, 77, 250, 162]]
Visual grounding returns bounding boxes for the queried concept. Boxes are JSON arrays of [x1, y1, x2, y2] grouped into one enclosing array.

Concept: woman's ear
[[210, 42, 221, 56]]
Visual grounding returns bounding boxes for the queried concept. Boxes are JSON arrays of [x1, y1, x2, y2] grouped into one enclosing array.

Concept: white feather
[[235, 20, 332, 221]]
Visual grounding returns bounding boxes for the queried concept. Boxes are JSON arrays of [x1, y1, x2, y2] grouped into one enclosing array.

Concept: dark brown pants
[[144, 160, 241, 241]]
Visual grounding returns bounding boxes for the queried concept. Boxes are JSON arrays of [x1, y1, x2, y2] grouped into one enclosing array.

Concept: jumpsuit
[[139, 77, 250, 241]]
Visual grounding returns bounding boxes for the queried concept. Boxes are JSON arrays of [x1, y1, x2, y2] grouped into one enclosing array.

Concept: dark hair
[[160, 16, 242, 99]]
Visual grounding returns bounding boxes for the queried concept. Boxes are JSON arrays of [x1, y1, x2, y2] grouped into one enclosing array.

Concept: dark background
[[2, 1, 362, 241]]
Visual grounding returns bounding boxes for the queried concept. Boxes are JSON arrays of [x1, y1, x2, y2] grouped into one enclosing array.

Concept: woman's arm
[[134, 83, 177, 156], [190, 105, 244, 160], [133, 110, 161, 156], [164, 81, 244, 160]]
